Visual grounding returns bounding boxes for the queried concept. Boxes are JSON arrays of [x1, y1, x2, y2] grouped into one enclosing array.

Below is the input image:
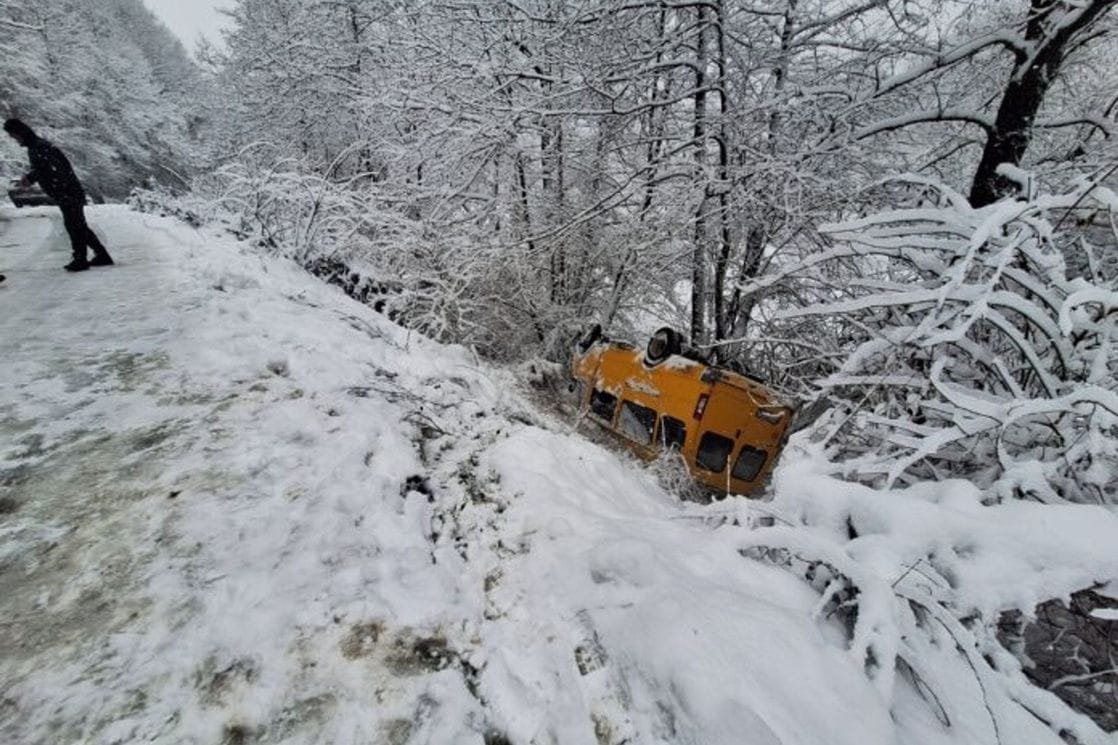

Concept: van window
[[732, 446, 768, 482], [696, 432, 734, 473], [618, 400, 657, 445], [658, 416, 686, 451], [590, 389, 618, 423]]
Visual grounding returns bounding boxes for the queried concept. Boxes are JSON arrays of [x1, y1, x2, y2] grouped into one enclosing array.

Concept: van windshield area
[[696, 432, 734, 473], [619, 400, 657, 445]]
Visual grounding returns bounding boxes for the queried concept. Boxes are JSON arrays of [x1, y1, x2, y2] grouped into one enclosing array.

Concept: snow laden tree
[[968, 0, 1116, 206], [201, 0, 689, 355], [758, 174, 1118, 505], [697, 0, 903, 358], [818, 0, 1118, 197], [191, 0, 1118, 368], [211, 0, 390, 174], [725, 0, 1118, 366]]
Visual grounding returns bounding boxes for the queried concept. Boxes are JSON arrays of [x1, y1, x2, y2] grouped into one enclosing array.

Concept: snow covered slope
[[0, 206, 1113, 745]]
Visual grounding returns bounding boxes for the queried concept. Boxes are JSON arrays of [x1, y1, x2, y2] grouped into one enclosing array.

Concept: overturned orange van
[[570, 326, 793, 496]]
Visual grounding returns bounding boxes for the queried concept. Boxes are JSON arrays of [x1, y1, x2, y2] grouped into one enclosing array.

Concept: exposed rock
[[999, 588, 1118, 732]]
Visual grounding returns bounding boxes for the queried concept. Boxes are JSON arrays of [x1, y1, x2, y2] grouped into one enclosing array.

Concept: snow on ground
[[0, 206, 1115, 745]]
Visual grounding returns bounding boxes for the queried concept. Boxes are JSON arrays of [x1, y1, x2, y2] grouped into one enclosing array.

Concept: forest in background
[[0, 0, 202, 197], [2, 0, 1116, 504]]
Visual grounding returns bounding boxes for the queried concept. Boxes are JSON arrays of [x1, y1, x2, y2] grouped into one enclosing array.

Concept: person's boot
[[64, 258, 89, 272], [90, 251, 114, 267]]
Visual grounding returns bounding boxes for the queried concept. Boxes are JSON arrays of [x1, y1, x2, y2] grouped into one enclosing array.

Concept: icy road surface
[[0, 206, 1101, 745]]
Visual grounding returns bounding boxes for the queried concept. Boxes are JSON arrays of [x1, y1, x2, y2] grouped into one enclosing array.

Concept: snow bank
[[481, 428, 895, 745], [763, 442, 1118, 618]]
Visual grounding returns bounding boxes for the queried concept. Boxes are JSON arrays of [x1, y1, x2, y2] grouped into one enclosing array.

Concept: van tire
[[645, 327, 682, 365], [577, 323, 602, 352]]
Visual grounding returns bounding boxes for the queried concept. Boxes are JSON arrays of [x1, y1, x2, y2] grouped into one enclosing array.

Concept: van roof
[[702, 364, 786, 408], [610, 345, 788, 409]]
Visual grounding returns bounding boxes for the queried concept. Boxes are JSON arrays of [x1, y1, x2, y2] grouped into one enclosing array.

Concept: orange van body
[[571, 339, 793, 495]]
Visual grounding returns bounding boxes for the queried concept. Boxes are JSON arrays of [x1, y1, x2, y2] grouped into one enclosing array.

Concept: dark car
[[8, 179, 55, 207]]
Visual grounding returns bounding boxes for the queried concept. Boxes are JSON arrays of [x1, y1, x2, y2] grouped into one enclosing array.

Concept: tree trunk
[[723, 0, 796, 347], [690, 4, 710, 348], [726, 225, 767, 342], [515, 152, 535, 257], [970, 0, 1114, 207], [604, 7, 670, 329], [712, 0, 733, 356]]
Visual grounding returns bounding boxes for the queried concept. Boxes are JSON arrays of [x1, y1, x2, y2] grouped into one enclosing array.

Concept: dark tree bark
[[691, 4, 710, 347], [604, 6, 671, 329], [969, 0, 1115, 207], [719, 0, 797, 352], [712, 0, 734, 355]]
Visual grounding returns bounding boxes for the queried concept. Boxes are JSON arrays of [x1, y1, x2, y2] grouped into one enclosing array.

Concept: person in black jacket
[[4, 118, 113, 272]]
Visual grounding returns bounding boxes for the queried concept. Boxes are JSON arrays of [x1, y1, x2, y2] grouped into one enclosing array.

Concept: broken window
[[618, 400, 657, 445]]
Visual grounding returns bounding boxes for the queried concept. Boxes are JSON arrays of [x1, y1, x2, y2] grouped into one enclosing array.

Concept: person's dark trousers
[[59, 202, 112, 265]]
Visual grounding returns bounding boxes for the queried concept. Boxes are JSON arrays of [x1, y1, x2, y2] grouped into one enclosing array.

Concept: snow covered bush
[[737, 441, 1118, 743], [180, 144, 390, 264], [761, 175, 1118, 505], [129, 147, 546, 357]]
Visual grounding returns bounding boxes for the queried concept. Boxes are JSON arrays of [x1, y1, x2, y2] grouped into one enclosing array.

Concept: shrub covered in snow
[[760, 175, 1118, 505], [739, 440, 1118, 743], [130, 148, 529, 356]]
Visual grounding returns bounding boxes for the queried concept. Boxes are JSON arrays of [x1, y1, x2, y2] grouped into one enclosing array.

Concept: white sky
[[141, 0, 234, 52]]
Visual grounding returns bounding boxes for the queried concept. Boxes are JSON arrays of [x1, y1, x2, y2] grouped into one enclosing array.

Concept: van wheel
[[577, 323, 602, 352], [646, 327, 682, 365]]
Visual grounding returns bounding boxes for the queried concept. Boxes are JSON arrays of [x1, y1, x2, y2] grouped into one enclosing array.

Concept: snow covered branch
[[773, 176, 1118, 504]]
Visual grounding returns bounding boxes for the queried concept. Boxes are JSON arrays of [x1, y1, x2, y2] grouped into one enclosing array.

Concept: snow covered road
[[0, 206, 1103, 745]]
